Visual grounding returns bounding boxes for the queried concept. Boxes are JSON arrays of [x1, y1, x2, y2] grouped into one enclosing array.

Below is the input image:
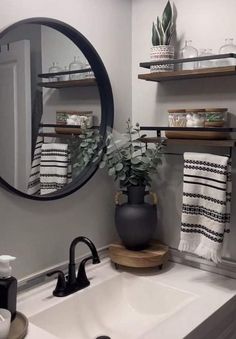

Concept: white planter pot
[[150, 45, 175, 72]]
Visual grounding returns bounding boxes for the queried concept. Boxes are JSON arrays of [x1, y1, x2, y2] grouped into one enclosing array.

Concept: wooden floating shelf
[[38, 78, 97, 88], [140, 137, 236, 147], [109, 241, 169, 268], [138, 66, 236, 82]]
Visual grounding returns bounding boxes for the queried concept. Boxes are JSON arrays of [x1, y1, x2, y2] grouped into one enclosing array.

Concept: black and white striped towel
[[27, 136, 43, 195], [178, 152, 231, 263], [40, 143, 72, 195]]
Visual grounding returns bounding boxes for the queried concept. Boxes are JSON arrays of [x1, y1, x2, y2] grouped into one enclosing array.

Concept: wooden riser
[[109, 240, 169, 268]]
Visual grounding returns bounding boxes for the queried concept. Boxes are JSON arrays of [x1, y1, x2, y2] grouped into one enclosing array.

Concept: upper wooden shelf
[[139, 53, 236, 82], [38, 78, 97, 88], [138, 66, 236, 82]]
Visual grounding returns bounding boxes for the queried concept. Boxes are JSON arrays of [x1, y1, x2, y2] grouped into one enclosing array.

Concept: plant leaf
[[116, 163, 123, 171], [156, 16, 164, 45], [152, 22, 159, 46], [162, 1, 172, 33], [131, 157, 140, 165], [99, 161, 106, 169], [108, 167, 116, 176]]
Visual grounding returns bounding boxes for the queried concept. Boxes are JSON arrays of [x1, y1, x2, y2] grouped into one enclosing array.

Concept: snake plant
[[152, 1, 174, 46]]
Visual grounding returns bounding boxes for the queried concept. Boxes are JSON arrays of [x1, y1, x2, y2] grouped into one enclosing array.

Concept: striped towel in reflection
[[27, 136, 43, 195], [40, 143, 72, 195], [178, 152, 231, 263]]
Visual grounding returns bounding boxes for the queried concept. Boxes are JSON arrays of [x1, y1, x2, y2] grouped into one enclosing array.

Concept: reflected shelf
[[38, 78, 97, 88], [38, 68, 92, 78]]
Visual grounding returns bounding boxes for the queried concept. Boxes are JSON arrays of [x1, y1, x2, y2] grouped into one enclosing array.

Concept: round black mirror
[[0, 18, 114, 200]]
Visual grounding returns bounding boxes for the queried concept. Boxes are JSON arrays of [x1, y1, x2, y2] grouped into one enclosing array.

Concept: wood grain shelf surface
[[140, 137, 236, 147], [138, 66, 236, 82], [38, 78, 97, 88], [109, 240, 169, 268]]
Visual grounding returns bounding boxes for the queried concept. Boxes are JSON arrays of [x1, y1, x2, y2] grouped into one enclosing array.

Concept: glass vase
[[180, 40, 198, 70]]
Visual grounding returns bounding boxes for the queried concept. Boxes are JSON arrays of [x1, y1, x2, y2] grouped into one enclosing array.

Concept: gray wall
[[0, 0, 132, 279]]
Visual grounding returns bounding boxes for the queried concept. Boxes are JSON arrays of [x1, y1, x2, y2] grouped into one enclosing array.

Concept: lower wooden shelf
[[108, 240, 169, 268], [140, 137, 236, 147]]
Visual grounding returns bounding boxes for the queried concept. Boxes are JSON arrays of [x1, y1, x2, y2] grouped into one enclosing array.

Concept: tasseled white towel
[[178, 152, 231, 263], [40, 143, 72, 195]]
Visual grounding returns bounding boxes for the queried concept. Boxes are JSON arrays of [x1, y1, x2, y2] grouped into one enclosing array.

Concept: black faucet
[[47, 236, 100, 297]]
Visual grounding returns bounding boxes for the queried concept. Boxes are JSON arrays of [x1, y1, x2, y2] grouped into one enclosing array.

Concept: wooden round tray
[[108, 240, 169, 268], [9, 312, 28, 339]]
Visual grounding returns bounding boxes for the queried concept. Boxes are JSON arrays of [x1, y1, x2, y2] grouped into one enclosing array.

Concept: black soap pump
[[0, 255, 17, 321]]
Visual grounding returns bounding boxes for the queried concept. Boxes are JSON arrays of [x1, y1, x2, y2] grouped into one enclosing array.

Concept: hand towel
[[40, 143, 72, 195], [178, 152, 231, 263]]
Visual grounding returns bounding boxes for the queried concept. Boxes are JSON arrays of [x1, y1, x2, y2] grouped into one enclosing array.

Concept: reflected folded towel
[[178, 152, 231, 263], [40, 143, 72, 195]]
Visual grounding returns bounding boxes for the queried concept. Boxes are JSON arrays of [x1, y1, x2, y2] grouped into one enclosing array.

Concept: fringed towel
[[40, 143, 72, 195], [178, 152, 231, 263], [27, 136, 43, 195]]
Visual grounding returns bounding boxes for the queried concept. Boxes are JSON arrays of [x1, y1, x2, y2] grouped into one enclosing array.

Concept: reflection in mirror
[[0, 24, 101, 196]]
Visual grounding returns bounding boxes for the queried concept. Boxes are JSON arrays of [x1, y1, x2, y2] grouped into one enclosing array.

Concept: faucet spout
[[68, 236, 100, 285]]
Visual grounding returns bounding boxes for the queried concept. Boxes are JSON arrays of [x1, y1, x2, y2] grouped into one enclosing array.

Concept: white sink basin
[[29, 273, 197, 339]]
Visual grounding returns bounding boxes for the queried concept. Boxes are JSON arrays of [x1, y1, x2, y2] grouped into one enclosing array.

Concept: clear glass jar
[[180, 40, 198, 70], [59, 66, 70, 81], [204, 108, 227, 127], [186, 109, 205, 127], [198, 49, 213, 68], [69, 56, 83, 80], [168, 109, 187, 127], [219, 38, 236, 66], [83, 61, 95, 79], [48, 62, 61, 82]]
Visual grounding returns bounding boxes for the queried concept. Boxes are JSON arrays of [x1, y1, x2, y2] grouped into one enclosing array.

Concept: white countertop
[[17, 259, 236, 339]]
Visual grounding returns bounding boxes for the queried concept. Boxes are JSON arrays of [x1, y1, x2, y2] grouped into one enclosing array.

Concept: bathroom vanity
[[17, 258, 236, 339]]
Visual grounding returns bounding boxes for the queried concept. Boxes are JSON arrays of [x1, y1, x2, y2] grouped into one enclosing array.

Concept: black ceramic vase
[[115, 186, 157, 250]]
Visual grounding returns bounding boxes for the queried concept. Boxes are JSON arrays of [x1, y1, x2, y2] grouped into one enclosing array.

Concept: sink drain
[[96, 336, 111, 339]]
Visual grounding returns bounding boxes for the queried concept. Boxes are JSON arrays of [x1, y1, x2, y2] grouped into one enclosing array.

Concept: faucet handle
[[47, 270, 67, 297]]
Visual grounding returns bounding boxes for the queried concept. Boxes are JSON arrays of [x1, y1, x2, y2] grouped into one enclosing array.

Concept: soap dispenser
[[0, 255, 17, 321]]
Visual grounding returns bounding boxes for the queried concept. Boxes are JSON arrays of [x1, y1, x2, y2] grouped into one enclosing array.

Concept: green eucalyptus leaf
[[116, 163, 123, 171], [142, 156, 150, 164], [108, 167, 116, 176], [131, 157, 140, 165], [80, 142, 88, 147], [119, 173, 126, 181], [99, 161, 106, 169]]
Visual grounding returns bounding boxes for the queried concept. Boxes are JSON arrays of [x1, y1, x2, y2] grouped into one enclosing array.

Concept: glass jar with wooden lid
[[186, 109, 205, 127], [204, 108, 227, 127], [168, 109, 187, 127]]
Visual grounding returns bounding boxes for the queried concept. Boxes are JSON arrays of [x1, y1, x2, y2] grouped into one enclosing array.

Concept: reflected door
[[0, 40, 31, 191]]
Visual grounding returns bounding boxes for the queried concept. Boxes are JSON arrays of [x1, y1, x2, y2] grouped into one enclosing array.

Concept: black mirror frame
[[0, 17, 114, 201]]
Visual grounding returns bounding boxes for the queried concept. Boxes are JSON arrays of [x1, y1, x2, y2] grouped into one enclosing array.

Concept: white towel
[[178, 152, 231, 263], [40, 143, 72, 195]]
